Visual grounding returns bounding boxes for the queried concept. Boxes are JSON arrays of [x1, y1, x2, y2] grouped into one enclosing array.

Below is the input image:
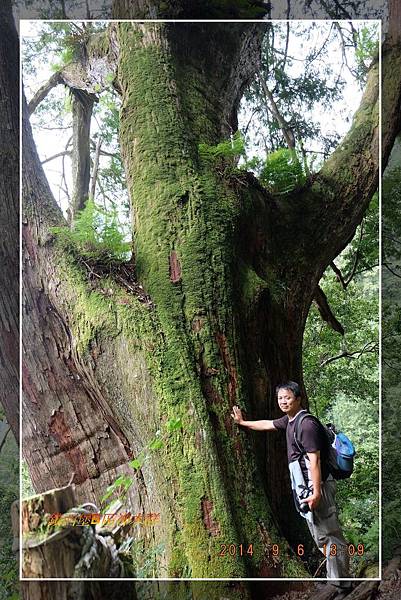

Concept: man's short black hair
[[276, 381, 301, 399]]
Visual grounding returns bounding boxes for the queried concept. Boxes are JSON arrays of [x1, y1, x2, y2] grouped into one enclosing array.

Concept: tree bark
[[0, 0, 19, 441]]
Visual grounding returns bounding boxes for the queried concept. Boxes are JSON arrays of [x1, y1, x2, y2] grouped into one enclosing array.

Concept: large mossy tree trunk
[[21, 17, 401, 587]]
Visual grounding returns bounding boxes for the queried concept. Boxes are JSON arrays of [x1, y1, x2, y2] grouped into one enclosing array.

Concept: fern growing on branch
[[52, 198, 131, 263]]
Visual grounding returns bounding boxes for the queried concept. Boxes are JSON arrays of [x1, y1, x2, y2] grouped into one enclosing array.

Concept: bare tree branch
[[257, 71, 296, 149], [279, 19, 290, 71], [343, 226, 363, 286], [383, 262, 401, 279], [0, 420, 11, 454], [41, 150, 71, 165], [333, 22, 357, 80], [61, 136, 73, 219], [90, 139, 118, 159], [90, 136, 102, 200], [320, 341, 378, 367]]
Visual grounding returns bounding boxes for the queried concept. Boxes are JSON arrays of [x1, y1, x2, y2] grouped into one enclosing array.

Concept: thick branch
[[382, 47, 401, 164], [286, 55, 380, 273], [316, 55, 379, 205], [313, 285, 345, 336], [28, 71, 63, 115], [167, 23, 266, 138], [22, 93, 65, 228]]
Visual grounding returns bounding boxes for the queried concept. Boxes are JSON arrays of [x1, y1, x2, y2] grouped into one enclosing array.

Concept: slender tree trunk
[[70, 91, 97, 222], [90, 136, 102, 200]]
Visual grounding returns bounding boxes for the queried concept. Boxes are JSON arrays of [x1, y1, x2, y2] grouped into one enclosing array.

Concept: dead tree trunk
[[70, 90, 97, 222]]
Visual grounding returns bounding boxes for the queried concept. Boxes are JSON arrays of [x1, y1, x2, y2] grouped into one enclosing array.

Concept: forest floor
[[269, 552, 401, 600]]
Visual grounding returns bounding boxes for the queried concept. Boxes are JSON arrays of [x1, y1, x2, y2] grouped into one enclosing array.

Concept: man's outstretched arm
[[231, 405, 277, 431]]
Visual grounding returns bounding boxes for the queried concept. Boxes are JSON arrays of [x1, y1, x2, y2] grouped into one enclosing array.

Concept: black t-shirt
[[273, 410, 329, 481]]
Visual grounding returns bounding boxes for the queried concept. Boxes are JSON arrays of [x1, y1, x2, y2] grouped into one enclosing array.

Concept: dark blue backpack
[[294, 412, 355, 480]]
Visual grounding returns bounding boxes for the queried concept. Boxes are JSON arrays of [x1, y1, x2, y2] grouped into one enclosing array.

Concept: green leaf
[[100, 488, 114, 503], [166, 417, 182, 432], [122, 475, 133, 490], [149, 438, 164, 451], [130, 456, 144, 470]]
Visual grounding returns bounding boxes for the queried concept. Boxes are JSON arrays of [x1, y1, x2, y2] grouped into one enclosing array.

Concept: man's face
[[277, 388, 302, 418]]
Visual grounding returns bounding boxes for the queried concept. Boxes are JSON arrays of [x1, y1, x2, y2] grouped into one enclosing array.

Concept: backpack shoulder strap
[[293, 411, 318, 454]]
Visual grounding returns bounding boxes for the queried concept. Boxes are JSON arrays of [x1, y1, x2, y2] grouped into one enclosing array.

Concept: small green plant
[[119, 538, 166, 578], [101, 474, 134, 508], [100, 417, 183, 510], [52, 198, 131, 263], [354, 25, 379, 83], [259, 147, 306, 194], [50, 45, 77, 72], [239, 155, 263, 173], [198, 131, 246, 163]]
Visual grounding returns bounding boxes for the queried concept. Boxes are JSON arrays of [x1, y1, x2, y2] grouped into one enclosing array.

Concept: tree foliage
[[52, 198, 131, 263], [301, 185, 379, 570]]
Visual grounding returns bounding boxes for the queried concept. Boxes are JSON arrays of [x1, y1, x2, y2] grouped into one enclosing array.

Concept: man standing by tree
[[232, 382, 351, 590]]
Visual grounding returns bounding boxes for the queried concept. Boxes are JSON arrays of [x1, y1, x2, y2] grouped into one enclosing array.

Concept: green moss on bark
[[114, 22, 308, 578]]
